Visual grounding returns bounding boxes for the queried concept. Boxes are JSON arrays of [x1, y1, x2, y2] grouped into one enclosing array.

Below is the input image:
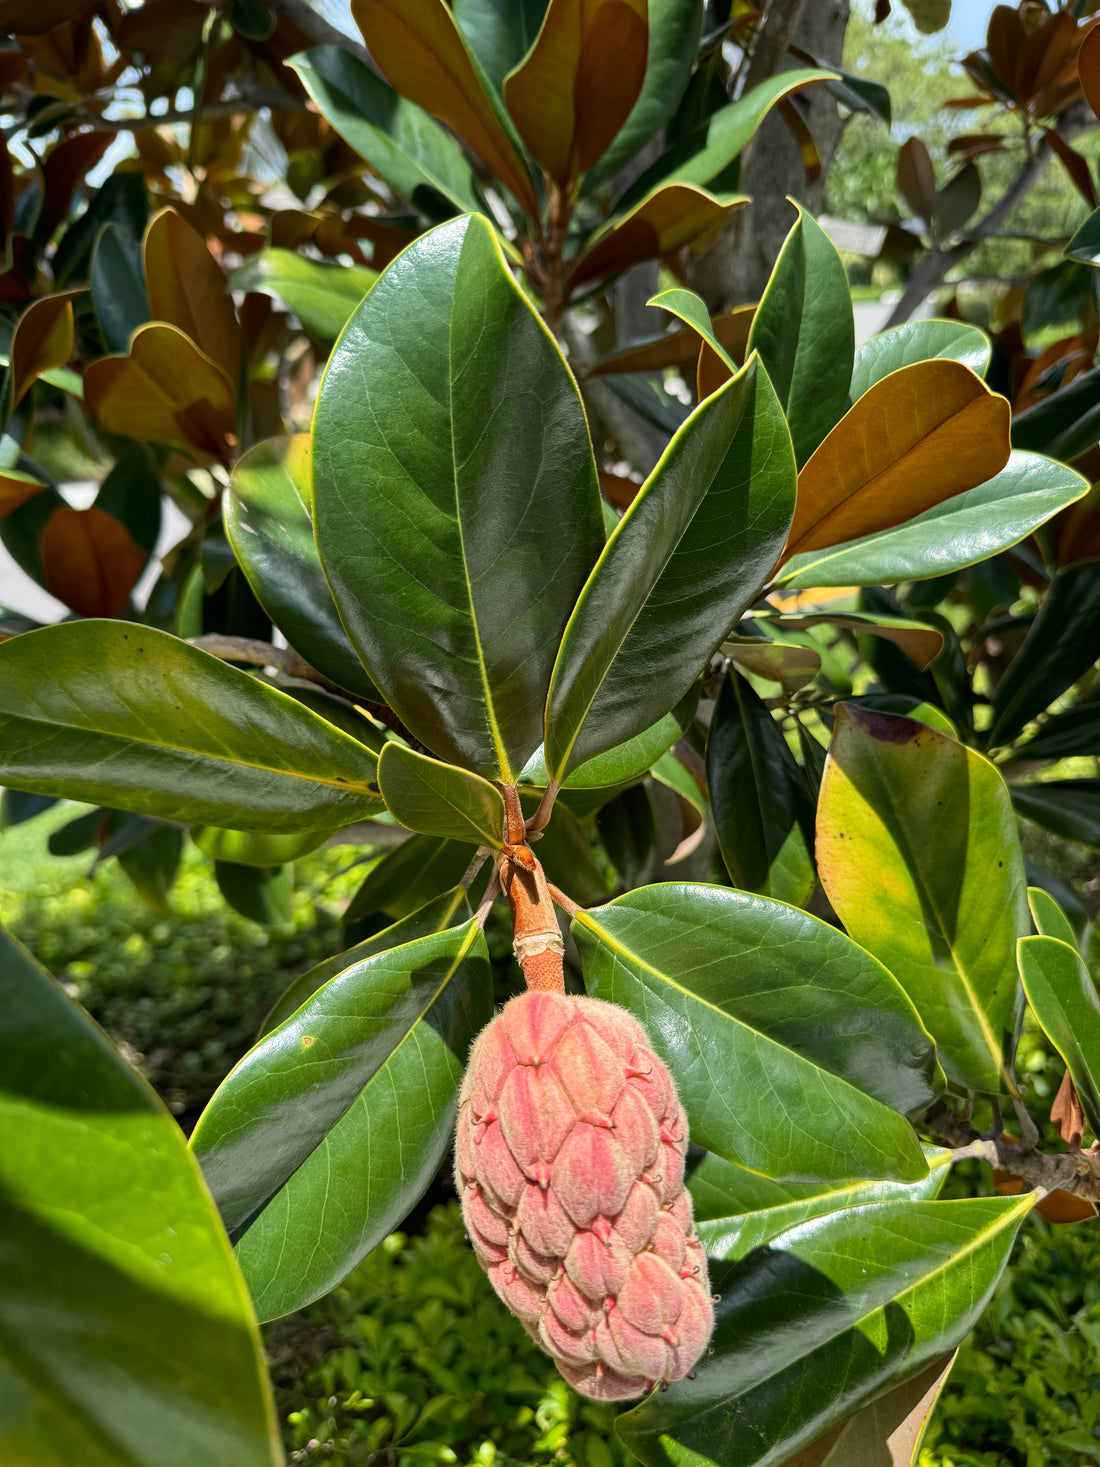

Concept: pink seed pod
[[455, 988, 714, 1401]]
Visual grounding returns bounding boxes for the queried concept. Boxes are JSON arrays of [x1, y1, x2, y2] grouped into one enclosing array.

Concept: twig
[[188, 634, 332, 683], [461, 847, 491, 889], [525, 780, 559, 836], [473, 867, 502, 928], [88, 87, 306, 133], [547, 881, 582, 918], [927, 1101, 1100, 1202]]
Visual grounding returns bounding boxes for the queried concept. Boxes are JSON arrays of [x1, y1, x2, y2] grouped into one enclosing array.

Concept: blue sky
[[945, 0, 1000, 52]]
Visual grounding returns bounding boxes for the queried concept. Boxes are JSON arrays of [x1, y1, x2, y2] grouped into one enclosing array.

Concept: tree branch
[[259, 0, 371, 66], [743, 0, 808, 94], [928, 1102, 1100, 1202]]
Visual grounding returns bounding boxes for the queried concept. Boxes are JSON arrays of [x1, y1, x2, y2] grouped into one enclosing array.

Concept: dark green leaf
[[53, 170, 148, 288], [215, 862, 293, 925], [818, 704, 1028, 1094], [313, 214, 603, 780], [1012, 780, 1100, 848], [1066, 205, 1100, 265], [47, 807, 105, 855], [546, 356, 795, 780], [259, 887, 470, 1037], [583, 0, 705, 192], [93, 446, 162, 555], [0, 926, 281, 1467], [378, 742, 505, 846], [777, 451, 1087, 588], [0, 622, 382, 831], [116, 825, 182, 915], [617, 69, 834, 210], [290, 47, 480, 218], [1022, 260, 1095, 337], [1018, 935, 1100, 1135], [598, 784, 659, 889], [343, 835, 477, 931], [706, 670, 814, 896], [90, 221, 149, 354], [747, 207, 854, 467], [574, 882, 935, 1180], [987, 563, 1100, 748], [851, 319, 990, 399], [230, 250, 376, 341], [617, 1196, 1032, 1467], [1014, 703, 1100, 759], [453, 0, 549, 91], [526, 795, 610, 906], [191, 922, 492, 1320], [225, 434, 380, 700], [0, 789, 56, 827], [1012, 365, 1100, 461]]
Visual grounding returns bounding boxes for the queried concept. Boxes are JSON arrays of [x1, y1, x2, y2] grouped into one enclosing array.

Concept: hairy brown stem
[[928, 1102, 1100, 1202], [499, 847, 565, 994]]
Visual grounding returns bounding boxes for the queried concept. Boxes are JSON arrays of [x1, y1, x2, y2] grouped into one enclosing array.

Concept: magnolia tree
[[3, 3, 1100, 1466]]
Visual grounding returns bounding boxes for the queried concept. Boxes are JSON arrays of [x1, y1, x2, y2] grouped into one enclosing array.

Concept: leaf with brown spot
[[350, 0, 538, 217], [84, 322, 236, 462], [9, 288, 83, 408], [783, 360, 1011, 560], [40, 505, 148, 618], [502, 0, 648, 188], [144, 208, 242, 385], [0, 469, 49, 519], [567, 183, 744, 288]]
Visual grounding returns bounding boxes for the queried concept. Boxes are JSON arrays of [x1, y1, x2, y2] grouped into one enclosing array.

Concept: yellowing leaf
[[503, 0, 648, 188], [9, 288, 82, 407], [84, 322, 236, 462], [567, 183, 745, 287], [40, 505, 148, 617], [144, 207, 241, 385], [784, 360, 1011, 559], [0, 468, 48, 518], [351, 0, 538, 217]]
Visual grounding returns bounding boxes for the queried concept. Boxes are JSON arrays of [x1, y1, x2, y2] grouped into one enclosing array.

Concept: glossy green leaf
[[519, 694, 697, 791], [618, 68, 834, 209], [583, 0, 705, 192], [378, 741, 505, 846], [452, 0, 548, 92], [778, 451, 1087, 588], [0, 622, 382, 831], [0, 927, 281, 1467], [597, 784, 659, 889], [225, 435, 380, 700], [313, 213, 603, 781], [215, 862, 292, 925], [851, 319, 990, 399], [649, 285, 736, 370], [987, 563, 1100, 748], [1012, 779, 1100, 849], [818, 704, 1027, 1094], [90, 220, 149, 354], [618, 1196, 1032, 1467], [748, 207, 854, 467], [259, 887, 470, 1037], [191, 921, 492, 1320], [116, 825, 182, 915], [230, 249, 377, 342], [697, 1151, 951, 1260], [1014, 703, 1100, 759], [343, 835, 477, 931], [573, 882, 935, 1181], [706, 669, 814, 897], [193, 826, 330, 866], [1019, 935, 1100, 1135], [290, 47, 480, 217], [546, 356, 795, 780], [1027, 885, 1078, 947]]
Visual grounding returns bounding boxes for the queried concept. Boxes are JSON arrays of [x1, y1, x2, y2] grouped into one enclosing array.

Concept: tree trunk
[[688, 0, 851, 313]]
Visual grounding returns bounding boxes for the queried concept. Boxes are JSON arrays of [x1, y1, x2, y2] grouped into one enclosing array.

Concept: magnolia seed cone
[[455, 989, 714, 1401]]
